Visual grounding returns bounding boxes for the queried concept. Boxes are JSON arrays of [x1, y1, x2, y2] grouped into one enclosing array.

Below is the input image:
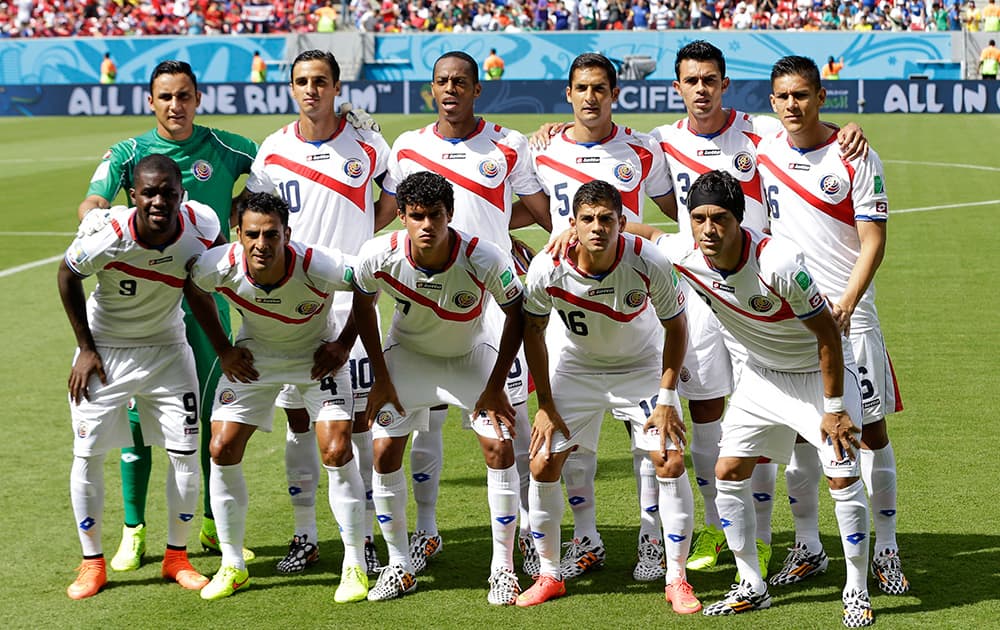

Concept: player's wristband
[[823, 396, 845, 413], [656, 388, 679, 407]]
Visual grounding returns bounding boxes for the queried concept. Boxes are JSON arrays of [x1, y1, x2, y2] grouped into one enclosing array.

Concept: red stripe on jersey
[[755, 236, 771, 259], [262, 153, 370, 213], [404, 230, 462, 273], [374, 271, 484, 322], [242, 245, 298, 291], [303, 246, 313, 273], [633, 237, 643, 255], [396, 148, 507, 213], [307, 283, 330, 299], [104, 261, 184, 287], [758, 154, 854, 226], [228, 244, 237, 266], [110, 218, 123, 238], [217, 286, 327, 325], [465, 237, 479, 257], [674, 265, 796, 322], [741, 130, 762, 147], [390, 231, 399, 250], [545, 286, 648, 322], [662, 141, 764, 205], [198, 238, 214, 248], [433, 118, 486, 141], [566, 236, 626, 278], [621, 142, 654, 214], [185, 205, 196, 224], [887, 351, 904, 412]]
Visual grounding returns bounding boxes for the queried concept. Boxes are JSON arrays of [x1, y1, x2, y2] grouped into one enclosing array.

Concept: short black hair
[[134, 153, 182, 185], [771, 55, 822, 92], [572, 180, 622, 217], [569, 52, 617, 90], [687, 170, 745, 223], [434, 51, 479, 85], [290, 49, 341, 83], [149, 60, 198, 93], [674, 40, 726, 79], [396, 171, 454, 215], [239, 192, 290, 228]]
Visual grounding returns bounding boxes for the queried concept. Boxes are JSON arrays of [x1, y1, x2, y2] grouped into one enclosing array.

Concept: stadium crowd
[[1, 0, 996, 37]]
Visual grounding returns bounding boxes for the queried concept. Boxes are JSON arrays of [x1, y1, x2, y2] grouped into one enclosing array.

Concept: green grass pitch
[[1, 112, 998, 628]]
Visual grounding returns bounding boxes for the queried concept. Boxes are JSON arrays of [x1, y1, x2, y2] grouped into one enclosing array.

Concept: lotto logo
[[79, 517, 96, 531], [343, 158, 364, 178]]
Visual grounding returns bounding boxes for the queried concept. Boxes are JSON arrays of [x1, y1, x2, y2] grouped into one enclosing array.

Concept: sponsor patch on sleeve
[[794, 270, 812, 291], [343, 266, 355, 284], [500, 268, 514, 287]]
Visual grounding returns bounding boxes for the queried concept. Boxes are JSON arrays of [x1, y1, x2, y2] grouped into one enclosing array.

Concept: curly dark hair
[[396, 171, 454, 215]]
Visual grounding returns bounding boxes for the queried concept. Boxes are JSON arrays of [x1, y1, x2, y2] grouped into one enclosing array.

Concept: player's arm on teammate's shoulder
[[527, 121, 571, 151], [834, 219, 887, 335], [511, 192, 552, 231], [831, 121, 869, 161], [652, 193, 678, 223], [801, 306, 860, 460], [77, 194, 112, 221], [57, 259, 106, 403], [624, 221, 666, 242]]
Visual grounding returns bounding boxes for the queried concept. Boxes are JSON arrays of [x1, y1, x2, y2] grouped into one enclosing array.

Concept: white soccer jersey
[[65, 202, 220, 347], [382, 119, 542, 253], [190, 240, 355, 357], [354, 228, 523, 358], [650, 109, 779, 235], [531, 124, 672, 234], [657, 229, 829, 372], [523, 233, 685, 373], [757, 131, 889, 333]]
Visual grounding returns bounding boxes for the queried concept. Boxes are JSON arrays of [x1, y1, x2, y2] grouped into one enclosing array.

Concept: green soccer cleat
[[334, 565, 369, 604], [200, 565, 250, 601], [199, 518, 255, 561], [687, 525, 727, 571], [110, 523, 146, 572], [735, 539, 773, 582]]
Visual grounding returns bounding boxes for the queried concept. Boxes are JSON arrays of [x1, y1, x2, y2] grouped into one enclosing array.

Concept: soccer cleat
[[686, 525, 727, 571], [665, 577, 703, 614], [842, 588, 876, 627], [162, 548, 209, 590], [487, 567, 521, 605], [276, 534, 319, 574], [408, 529, 442, 574], [67, 558, 107, 600], [110, 523, 147, 572], [366, 564, 417, 601], [519, 533, 540, 578], [871, 548, 910, 595], [199, 519, 255, 561], [200, 564, 250, 601], [735, 538, 773, 582], [633, 534, 666, 582], [769, 542, 829, 586], [364, 538, 381, 575], [515, 574, 566, 607], [558, 536, 606, 579], [334, 565, 369, 604], [702, 580, 772, 616]]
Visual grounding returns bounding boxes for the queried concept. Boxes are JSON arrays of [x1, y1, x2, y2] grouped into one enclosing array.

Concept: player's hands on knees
[[836, 123, 869, 161], [68, 348, 106, 404], [220, 346, 258, 383], [528, 122, 571, 150], [529, 405, 570, 461], [311, 341, 350, 380], [645, 403, 687, 458], [542, 227, 577, 259], [820, 411, 861, 461], [366, 378, 405, 429], [474, 387, 517, 441]]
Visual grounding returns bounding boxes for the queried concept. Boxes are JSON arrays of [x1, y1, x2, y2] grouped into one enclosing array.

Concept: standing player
[[78, 60, 258, 569], [58, 155, 220, 599], [186, 193, 370, 603], [530, 52, 676, 583], [245, 49, 392, 577], [377, 50, 550, 576], [649, 170, 873, 627], [352, 172, 526, 604], [757, 55, 909, 596], [516, 181, 694, 611]]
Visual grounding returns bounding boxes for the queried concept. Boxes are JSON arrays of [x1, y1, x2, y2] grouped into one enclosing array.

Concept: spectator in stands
[[964, 0, 982, 29], [99, 52, 116, 85], [984, 0, 1000, 29], [981, 39, 1000, 78], [822, 55, 845, 79]]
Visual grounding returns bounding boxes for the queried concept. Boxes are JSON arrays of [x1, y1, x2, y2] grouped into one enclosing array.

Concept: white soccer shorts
[[677, 286, 736, 401], [850, 326, 902, 425], [274, 338, 373, 413]]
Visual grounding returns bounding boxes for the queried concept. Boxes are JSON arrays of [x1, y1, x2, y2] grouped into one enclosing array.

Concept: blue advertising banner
[[862, 80, 1000, 113]]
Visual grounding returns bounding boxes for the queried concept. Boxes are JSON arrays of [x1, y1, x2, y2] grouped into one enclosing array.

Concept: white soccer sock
[[70, 454, 105, 557], [512, 403, 532, 537], [658, 471, 695, 581], [861, 442, 898, 554], [325, 461, 366, 570], [487, 464, 519, 573], [562, 449, 600, 543], [165, 451, 200, 548], [715, 478, 764, 592], [785, 442, 823, 552], [750, 462, 777, 545], [285, 425, 319, 542], [209, 461, 248, 570], [830, 479, 871, 594], [528, 478, 564, 579], [410, 407, 446, 535], [351, 430, 376, 540], [373, 468, 411, 571], [690, 420, 722, 528], [635, 452, 661, 542]]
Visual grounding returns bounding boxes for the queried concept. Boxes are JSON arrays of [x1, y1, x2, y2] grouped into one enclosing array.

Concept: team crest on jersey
[[624, 289, 647, 308], [191, 160, 213, 182], [820, 174, 842, 196], [296, 301, 321, 315], [453, 291, 477, 308], [343, 158, 365, 178], [76, 421, 91, 438], [679, 367, 691, 383], [478, 159, 501, 178], [733, 152, 754, 173], [375, 410, 394, 427], [219, 389, 237, 404], [613, 163, 635, 183], [748, 295, 774, 312]]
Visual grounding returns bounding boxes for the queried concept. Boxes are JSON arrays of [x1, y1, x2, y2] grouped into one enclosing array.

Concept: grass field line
[[0, 254, 63, 278], [884, 159, 1000, 173], [0, 231, 75, 236]]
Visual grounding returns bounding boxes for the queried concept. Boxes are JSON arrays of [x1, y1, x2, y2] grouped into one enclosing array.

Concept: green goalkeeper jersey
[[86, 125, 258, 236]]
